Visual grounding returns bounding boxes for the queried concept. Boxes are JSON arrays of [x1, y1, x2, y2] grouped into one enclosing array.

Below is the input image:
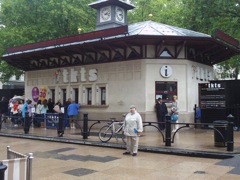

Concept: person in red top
[[12, 100, 19, 127]]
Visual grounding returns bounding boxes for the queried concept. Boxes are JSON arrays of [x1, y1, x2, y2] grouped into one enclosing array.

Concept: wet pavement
[[0, 121, 240, 179]]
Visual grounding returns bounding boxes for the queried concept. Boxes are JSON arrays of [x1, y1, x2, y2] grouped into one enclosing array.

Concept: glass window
[[87, 88, 92, 105], [74, 88, 79, 104], [100, 87, 106, 105], [155, 81, 177, 102]]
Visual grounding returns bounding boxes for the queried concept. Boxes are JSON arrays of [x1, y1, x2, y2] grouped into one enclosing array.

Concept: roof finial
[[149, 14, 153, 20]]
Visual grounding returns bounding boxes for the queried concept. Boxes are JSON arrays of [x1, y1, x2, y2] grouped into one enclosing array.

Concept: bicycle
[[99, 117, 126, 144]]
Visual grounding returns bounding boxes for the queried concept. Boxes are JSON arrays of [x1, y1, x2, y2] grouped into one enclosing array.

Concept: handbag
[[171, 114, 178, 122]]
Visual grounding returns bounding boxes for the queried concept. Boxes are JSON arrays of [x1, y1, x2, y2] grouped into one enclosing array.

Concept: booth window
[[100, 87, 106, 105], [50, 89, 55, 103], [87, 88, 92, 105], [155, 81, 177, 101], [73, 88, 79, 104], [62, 89, 67, 104]]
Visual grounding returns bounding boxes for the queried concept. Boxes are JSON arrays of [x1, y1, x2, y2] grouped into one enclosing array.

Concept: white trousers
[[126, 136, 139, 153]]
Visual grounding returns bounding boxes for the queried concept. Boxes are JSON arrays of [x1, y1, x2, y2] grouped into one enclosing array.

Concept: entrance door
[[155, 81, 177, 102]]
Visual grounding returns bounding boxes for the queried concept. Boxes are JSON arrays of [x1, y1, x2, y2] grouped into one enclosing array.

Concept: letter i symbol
[[165, 66, 168, 77]]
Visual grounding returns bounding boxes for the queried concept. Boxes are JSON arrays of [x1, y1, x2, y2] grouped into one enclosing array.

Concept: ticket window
[[100, 87, 106, 105], [50, 89, 55, 103], [155, 81, 177, 102], [62, 89, 67, 104], [73, 88, 79, 104], [87, 88, 92, 105]]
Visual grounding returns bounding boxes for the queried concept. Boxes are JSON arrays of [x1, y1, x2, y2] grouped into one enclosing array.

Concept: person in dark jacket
[[47, 98, 54, 113], [0, 97, 9, 128], [155, 97, 168, 130]]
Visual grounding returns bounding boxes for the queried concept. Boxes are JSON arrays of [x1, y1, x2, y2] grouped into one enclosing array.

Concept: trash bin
[[213, 120, 228, 147]]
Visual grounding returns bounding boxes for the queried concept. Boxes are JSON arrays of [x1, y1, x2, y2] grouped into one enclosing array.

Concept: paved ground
[[0, 121, 240, 179], [0, 137, 240, 179]]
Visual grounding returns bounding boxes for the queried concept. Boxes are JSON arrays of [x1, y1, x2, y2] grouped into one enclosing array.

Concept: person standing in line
[[17, 100, 24, 126], [47, 98, 54, 113], [64, 98, 72, 128], [22, 99, 31, 134], [171, 95, 179, 132], [40, 99, 48, 126], [34, 100, 42, 127], [123, 105, 143, 156], [11, 100, 19, 127], [67, 100, 80, 129], [53, 101, 62, 113], [0, 97, 9, 129], [155, 97, 168, 131], [40, 99, 48, 115]]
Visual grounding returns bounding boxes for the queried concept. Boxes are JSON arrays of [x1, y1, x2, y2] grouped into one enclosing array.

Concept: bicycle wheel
[[99, 125, 113, 143]]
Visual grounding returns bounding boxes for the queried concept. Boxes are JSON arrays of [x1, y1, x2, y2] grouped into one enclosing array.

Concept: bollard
[[82, 113, 89, 139], [165, 115, 171, 146], [227, 114, 234, 151], [0, 162, 7, 180], [24, 112, 30, 134], [57, 113, 64, 137]]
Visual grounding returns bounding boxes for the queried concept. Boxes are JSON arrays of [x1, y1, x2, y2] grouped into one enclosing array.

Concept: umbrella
[[11, 96, 25, 102], [13, 96, 24, 100]]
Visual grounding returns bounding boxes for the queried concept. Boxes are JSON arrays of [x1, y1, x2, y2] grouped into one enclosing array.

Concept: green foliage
[[0, 0, 95, 83]]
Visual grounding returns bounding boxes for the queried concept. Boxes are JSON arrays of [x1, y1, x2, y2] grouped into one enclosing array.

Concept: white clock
[[100, 6, 111, 22], [115, 7, 124, 23]]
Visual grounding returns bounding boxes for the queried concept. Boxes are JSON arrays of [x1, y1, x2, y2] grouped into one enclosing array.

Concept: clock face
[[100, 6, 111, 22], [116, 7, 124, 22]]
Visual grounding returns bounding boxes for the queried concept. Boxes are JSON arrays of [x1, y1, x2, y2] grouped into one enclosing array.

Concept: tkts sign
[[60, 67, 98, 83]]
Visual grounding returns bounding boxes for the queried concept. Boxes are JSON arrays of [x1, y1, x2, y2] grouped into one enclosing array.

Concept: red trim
[[5, 26, 128, 54], [214, 29, 239, 47]]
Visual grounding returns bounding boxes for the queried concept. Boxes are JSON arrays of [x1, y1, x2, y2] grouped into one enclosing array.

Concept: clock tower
[[89, 0, 135, 31]]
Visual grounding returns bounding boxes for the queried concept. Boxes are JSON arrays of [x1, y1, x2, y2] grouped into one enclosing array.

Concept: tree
[[0, 0, 96, 83], [128, 0, 184, 26], [180, 0, 240, 79]]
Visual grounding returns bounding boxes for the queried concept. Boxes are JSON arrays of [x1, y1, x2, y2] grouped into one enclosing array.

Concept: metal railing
[[0, 113, 235, 152]]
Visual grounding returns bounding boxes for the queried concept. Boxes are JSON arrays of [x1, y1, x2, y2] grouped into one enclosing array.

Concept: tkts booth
[[2, 0, 240, 124]]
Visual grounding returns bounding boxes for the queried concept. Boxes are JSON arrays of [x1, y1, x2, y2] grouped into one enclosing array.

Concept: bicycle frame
[[112, 122, 124, 137]]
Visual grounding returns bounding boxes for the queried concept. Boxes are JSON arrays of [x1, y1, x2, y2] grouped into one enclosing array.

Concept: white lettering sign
[[70, 69, 78, 82], [89, 69, 98, 81], [62, 67, 98, 83], [192, 65, 212, 81], [63, 69, 69, 83]]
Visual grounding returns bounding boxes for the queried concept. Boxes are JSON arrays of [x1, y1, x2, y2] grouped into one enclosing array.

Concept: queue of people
[[1, 94, 180, 157], [0, 96, 81, 129]]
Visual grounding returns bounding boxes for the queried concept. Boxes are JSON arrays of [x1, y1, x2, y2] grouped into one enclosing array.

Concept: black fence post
[[0, 162, 7, 180], [24, 112, 30, 134], [82, 113, 88, 139], [227, 114, 234, 151], [57, 113, 64, 137], [165, 115, 171, 146]]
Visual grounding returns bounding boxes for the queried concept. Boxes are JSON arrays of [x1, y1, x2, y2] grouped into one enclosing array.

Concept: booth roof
[[2, 21, 240, 71]]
